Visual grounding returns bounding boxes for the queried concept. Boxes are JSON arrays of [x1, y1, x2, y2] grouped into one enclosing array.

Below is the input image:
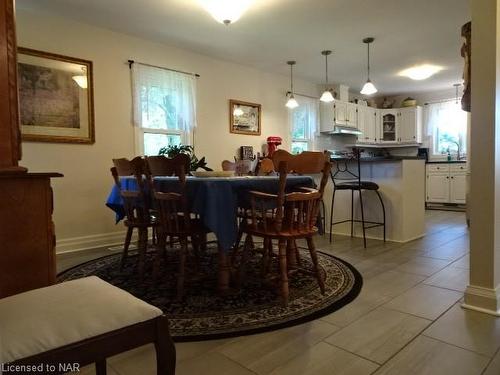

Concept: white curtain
[[288, 95, 319, 141], [424, 100, 467, 155], [131, 63, 197, 131]]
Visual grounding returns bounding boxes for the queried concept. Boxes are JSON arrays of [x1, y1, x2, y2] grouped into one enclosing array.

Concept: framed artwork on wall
[[229, 99, 261, 136], [17, 47, 95, 144]]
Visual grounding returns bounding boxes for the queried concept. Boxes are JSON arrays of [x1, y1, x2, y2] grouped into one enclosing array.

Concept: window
[[425, 100, 467, 159], [290, 96, 318, 154], [131, 63, 197, 155]]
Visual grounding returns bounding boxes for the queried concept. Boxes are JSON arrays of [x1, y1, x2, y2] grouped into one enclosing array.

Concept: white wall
[[16, 9, 318, 252]]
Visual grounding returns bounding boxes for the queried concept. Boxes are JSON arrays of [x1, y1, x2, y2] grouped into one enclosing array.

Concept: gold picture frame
[[229, 99, 261, 136], [17, 47, 95, 144]]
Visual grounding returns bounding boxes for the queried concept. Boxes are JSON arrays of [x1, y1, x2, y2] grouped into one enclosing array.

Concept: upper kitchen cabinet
[[379, 109, 399, 143], [320, 100, 358, 132], [399, 106, 422, 143], [357, 106, 378, 143], [320, 101, 335, 132]]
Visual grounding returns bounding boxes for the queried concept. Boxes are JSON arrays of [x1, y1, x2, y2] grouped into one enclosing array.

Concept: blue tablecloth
[[106, 176, 313, 251]]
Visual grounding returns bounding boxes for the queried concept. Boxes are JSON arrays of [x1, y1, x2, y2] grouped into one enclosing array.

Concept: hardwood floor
[[60, 210, 500, 375]]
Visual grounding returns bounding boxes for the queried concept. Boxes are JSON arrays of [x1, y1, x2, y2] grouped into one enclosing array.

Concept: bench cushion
[[0, 276, 163, 363]]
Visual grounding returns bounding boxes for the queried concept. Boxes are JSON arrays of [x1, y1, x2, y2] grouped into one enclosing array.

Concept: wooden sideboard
[[0, 1, 64, 298], [0, 172, 63, 298]]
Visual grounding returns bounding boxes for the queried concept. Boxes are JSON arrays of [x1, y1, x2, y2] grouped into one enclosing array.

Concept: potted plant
[[158, 144, 213, 172]]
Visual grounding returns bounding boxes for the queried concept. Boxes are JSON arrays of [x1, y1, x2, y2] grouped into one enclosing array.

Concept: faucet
[[451, 141, 464, 160]]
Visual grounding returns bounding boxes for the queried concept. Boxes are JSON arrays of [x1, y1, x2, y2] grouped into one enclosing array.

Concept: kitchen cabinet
[[320, 101, 335, 132], [345, 102, 358, 128], [333, 101, 357, 128], [379, 109, 399, 143], [320, 100, 358, 132], [399, 107, 422, 143], [357, 106, 378, 143], [426, 163, 466, 204]]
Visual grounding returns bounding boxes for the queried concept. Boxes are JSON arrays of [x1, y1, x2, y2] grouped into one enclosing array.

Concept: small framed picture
[[240, 146, 254, 160], [17, 47, 95, 144], [229, 99, 261, 136]]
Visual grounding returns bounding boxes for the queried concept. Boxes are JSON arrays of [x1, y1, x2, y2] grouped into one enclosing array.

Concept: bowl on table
[[192, 170, 235, 178]]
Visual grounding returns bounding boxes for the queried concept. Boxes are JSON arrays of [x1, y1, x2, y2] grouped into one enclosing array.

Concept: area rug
[[58, 245, 362, 342]]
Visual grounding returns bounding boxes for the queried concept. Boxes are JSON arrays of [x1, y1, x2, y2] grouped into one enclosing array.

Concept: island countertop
[[330, 156, 426, 162], [325, 158, 425, 243]]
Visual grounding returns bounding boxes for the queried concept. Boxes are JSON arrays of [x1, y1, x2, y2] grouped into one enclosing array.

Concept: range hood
[[323, 125, 362, 135]]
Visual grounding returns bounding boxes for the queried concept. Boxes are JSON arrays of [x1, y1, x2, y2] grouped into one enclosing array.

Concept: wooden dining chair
[[111, 157, 156, 279], [238, 160, 331, 306], [272, 150, 328, 174], [145, 155, 209, 299], [256, 158, 275, 176]]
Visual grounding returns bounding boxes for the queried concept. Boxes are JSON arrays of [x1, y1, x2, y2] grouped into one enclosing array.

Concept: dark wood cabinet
[[0, 173, 62, 298]]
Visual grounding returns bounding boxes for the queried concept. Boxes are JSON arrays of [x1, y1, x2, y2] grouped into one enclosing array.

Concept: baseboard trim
[[56, 231, 134, 254], [462, 284, 500, 316], [326, 229, 425, 244]]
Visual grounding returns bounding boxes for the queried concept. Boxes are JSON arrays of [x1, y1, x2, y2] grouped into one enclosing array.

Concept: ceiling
[[16, 0, 470, 95]]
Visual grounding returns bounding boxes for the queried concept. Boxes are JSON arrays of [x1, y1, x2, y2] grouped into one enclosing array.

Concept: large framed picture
[[17, 47, 95, 144], [229, 99, 261, 136]]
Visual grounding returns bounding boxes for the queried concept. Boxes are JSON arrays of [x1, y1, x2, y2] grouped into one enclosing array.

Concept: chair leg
[[191, 234, 201, 272], [306, 236, 325, 294], [155, 315, 176, 375], [286, 239, 298, 269], [358, 190, 367, 248], [278, 238, 289, 306], [238, 234, 254, 285], [231, 227, 244, 265], [176, 236, 188, 300], [261, 238, 271, 276], [329, 188, 336, 243], [320, 199, 326, 236], [153, 231, 165, 281], [138, 228, 148, 280], [351, 189, 354, 237], [376, 190, 386, 242], [121, 227, 133, 270], [95, 359, 107, 375]]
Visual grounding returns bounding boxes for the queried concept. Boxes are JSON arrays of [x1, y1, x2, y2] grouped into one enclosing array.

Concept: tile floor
[[60, 210, 500, 375]]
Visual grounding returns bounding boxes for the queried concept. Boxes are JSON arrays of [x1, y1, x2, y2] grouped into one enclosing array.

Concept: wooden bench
[[0, 276, 175, 375]]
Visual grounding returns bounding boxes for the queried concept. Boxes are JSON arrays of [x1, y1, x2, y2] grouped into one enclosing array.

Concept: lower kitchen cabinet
[[426, 163, 466, 204]]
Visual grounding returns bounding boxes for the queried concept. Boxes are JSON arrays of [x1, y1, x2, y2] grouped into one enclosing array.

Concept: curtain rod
[[286, 91, 319, 100], [424, 98, 457, 105], [128, 60, 200, 78]]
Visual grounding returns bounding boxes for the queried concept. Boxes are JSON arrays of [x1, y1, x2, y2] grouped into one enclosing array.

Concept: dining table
[[106, 175, 314, 292]]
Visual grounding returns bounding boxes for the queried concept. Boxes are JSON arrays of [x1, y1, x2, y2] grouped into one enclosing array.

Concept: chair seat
[[0, 276, 162, 363], [241, 221, 318, 238], [335, 181, 379, 190]]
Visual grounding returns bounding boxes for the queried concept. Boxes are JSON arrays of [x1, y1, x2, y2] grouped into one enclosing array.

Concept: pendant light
[[286, 61, 299, 109], [360, 37, 378, 95], [320, 50, 335, 102]]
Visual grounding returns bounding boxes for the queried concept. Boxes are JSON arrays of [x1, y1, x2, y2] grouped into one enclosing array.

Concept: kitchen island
[[326, 157, 426, 243]]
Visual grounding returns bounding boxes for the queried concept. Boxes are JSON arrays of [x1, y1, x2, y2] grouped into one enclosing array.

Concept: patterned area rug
[[58, 245, 362, 342]]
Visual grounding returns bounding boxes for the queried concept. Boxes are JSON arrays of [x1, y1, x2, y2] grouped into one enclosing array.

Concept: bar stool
[[329, 149, 386, 248]]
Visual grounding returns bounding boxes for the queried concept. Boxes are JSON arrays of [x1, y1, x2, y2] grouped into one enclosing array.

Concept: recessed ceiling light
[[398, 64, 443, 80], [198, 0, 254, 25]]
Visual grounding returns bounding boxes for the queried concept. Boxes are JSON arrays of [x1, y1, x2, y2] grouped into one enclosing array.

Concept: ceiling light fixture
[[286, 61, 299, 109], [398, 64, 443, 80], [360, 37, 377, 96], [198, 0, 253, 25], [320, 50, 335, 103], [72, 67, 87, 89]]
